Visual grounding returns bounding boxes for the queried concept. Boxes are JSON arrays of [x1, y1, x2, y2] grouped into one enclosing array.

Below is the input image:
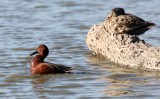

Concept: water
[[0, 0, 160, 98]]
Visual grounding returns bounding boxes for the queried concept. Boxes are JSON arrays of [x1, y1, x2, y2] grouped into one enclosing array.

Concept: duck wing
[[46, 63, 73, 73], [105, 13, 155, 35]]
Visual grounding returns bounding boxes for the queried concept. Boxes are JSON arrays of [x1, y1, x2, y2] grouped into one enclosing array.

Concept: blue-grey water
[[0, 0, 160, 98]]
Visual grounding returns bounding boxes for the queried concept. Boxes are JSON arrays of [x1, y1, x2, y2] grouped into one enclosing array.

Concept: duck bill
[[30, 51, 38, 56]]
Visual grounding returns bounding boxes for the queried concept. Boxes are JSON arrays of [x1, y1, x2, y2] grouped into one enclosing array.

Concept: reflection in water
[[100, 77, 136, 96], [29, 73, 81, 97], [32, 77, 50, 99], [31, 77, 46, 88], [86, 55, 160, 97], [0, 0, 160, 98]]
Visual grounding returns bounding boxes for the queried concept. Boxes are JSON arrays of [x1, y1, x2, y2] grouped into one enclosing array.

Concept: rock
[[86, 22, 160, 70]]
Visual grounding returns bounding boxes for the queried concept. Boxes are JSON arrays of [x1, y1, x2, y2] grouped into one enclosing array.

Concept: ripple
[[0, 0, 160, 98]]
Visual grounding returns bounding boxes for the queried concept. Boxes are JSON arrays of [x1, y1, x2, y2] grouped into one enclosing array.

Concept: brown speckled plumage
[[105, 8, 155, 35]]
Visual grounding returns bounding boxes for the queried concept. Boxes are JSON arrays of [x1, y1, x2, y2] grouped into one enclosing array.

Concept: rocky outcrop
[[86, 22, 160, 70]]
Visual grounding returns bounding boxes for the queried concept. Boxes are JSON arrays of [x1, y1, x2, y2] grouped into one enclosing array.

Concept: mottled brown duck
[[105, 8, 155, 35]]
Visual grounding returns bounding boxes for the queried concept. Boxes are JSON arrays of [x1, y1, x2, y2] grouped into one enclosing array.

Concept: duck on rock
[[30, 44, 73, 74], [105, 8, 155, 35]]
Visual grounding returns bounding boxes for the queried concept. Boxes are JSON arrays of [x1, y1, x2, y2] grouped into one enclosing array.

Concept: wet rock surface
[[86, 22, 160, 70]]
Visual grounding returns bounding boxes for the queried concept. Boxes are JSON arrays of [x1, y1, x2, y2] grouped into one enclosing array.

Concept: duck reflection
[[30, 74, 48, 89], [31, 79, 46, 86]]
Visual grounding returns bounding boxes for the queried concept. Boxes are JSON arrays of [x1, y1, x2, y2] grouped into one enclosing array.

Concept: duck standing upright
[[30, 44, 73, 74], [105, 8, 155, 35]]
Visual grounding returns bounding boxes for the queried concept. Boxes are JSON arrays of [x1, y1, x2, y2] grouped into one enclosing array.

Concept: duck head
[[30, 44, 49, 58], [111, 8, 125, 17]]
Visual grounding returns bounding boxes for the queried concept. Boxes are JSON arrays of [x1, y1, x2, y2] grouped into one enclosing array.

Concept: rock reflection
[[100, 77, 136, 96], [86, 55, 160, 96]]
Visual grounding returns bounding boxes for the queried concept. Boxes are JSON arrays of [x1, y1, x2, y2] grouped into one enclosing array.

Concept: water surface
[[0, 0, 160, 98]]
